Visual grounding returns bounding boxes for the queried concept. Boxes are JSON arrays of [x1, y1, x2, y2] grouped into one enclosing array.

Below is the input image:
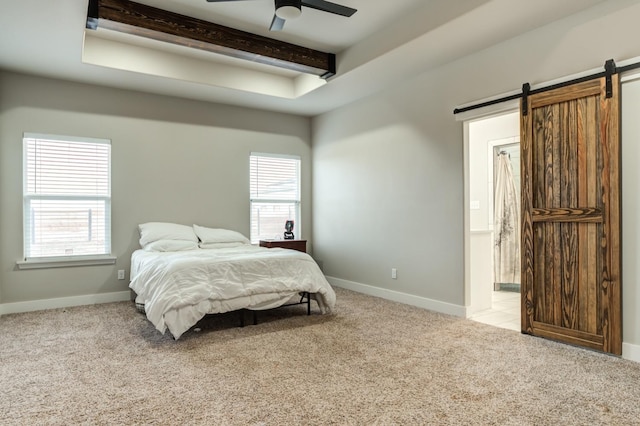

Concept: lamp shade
[[275, 0, 302, 20]]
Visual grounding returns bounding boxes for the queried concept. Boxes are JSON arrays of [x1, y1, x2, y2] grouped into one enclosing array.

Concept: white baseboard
[[0, 291, 131, 316], [326, 276, 467, 317], [623, 342, 640, 363]]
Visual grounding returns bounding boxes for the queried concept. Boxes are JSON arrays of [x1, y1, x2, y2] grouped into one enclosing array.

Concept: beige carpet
[[1, 287, 639, 425]]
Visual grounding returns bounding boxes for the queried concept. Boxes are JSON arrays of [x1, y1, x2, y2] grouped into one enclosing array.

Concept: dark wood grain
[[551, 103, 562, 328], [521, 75, 621, 355], [520, 99, 534, 333], [576, 98, 596, 335], [532, 107, 546, 326], [560, 99, 578, 330], [529, 80, 601, 109], [599, 74, 622, 353], [609, 74, 622, 353], [88, 0, 336, 77], [532, 320, 604, 350], [531, 207, 602, 222], [545, 103, 560, 326]]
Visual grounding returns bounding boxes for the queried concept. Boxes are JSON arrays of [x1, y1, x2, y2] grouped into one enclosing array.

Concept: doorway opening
[[465, 111, 521, 331]]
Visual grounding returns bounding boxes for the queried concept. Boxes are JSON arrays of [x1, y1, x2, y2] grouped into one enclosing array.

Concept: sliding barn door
[[520, 75, 621, 355]]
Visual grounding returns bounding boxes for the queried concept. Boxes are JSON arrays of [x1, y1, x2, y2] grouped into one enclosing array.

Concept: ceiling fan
[[205, 0, 357, 31]]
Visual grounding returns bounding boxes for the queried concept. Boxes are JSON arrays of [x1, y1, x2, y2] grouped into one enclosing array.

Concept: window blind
[[249, 153, 300, 243], [250, 153, 300, 201], [23, 134, 111, 260]]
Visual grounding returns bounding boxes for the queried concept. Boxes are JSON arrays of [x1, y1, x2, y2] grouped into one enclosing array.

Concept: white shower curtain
[[494, 152, 520, 285]]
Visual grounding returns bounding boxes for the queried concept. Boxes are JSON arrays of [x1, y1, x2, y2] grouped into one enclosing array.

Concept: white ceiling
[[0, 0, 605, 116]]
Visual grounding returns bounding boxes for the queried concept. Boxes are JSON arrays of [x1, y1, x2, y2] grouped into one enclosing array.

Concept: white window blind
[[23, 133, 111, 260], [250, 153, 301, 243]]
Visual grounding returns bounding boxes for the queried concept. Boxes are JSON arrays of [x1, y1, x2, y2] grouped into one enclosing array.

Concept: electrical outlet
[[118, 269, 125, 280], [391, 268, 397, 279]]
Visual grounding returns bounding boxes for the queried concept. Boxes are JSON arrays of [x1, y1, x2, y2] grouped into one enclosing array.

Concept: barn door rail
[[453, 58, 640, 115]]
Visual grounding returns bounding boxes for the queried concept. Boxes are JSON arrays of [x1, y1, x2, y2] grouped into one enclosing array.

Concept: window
[[22, 133, 112, 264], [250, 153, 300, 244]]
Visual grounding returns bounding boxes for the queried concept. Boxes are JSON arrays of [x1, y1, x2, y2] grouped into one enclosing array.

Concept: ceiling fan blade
[[301, 0, 356, 17], [269, 14, 285, 31]]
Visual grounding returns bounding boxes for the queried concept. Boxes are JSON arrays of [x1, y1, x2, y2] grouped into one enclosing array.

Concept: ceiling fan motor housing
[[275, 0, 302, 20]]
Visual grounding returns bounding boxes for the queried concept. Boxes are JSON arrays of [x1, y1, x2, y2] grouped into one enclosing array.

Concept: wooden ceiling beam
[[86, 0, 336, 78]]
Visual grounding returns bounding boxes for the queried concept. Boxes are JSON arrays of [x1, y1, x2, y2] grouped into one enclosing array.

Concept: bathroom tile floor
[[470, 290, 521, 331]]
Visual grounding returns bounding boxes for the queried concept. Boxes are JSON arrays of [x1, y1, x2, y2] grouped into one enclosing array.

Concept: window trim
[[16, 255, 117, 270], [19, 133, 114, 269]]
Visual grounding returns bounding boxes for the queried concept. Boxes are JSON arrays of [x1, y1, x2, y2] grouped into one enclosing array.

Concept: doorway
[[465, 111, 521, 330]]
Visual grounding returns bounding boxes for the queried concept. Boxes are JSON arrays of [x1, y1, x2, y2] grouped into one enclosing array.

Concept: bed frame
[[239, 292, 311, 326], [135, 291, 313, 330]]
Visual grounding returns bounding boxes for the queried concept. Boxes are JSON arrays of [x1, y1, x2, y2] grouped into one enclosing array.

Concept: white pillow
[[143, 239, 199, 252], [139, 222, 198, 247], [199, 241, 247, 250], [193, 225, 250, 245]]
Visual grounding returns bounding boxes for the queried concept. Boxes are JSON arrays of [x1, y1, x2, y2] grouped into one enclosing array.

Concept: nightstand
[[259, 239, 307, 253]]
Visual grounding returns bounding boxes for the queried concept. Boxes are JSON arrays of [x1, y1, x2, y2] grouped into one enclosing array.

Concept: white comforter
[[129, 245, 336, 339]]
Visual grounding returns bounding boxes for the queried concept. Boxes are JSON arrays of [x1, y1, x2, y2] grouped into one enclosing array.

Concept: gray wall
[[621, 77, 640, 351], [0, 71, 312, 304], [311, 0, 640, 347], [312, 90, 464, 305]]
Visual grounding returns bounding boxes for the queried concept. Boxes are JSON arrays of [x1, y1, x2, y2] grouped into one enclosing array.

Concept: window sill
[[16, 256, 117, 270]]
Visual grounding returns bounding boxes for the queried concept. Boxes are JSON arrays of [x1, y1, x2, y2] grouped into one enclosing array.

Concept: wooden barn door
[[520, 74, 621, 355]]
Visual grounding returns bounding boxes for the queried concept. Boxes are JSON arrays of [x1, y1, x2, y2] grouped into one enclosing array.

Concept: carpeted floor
[[1, 287, 639, 425]]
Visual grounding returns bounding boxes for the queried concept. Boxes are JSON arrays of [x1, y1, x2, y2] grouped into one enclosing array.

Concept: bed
[[129, 222, 336, 339]]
